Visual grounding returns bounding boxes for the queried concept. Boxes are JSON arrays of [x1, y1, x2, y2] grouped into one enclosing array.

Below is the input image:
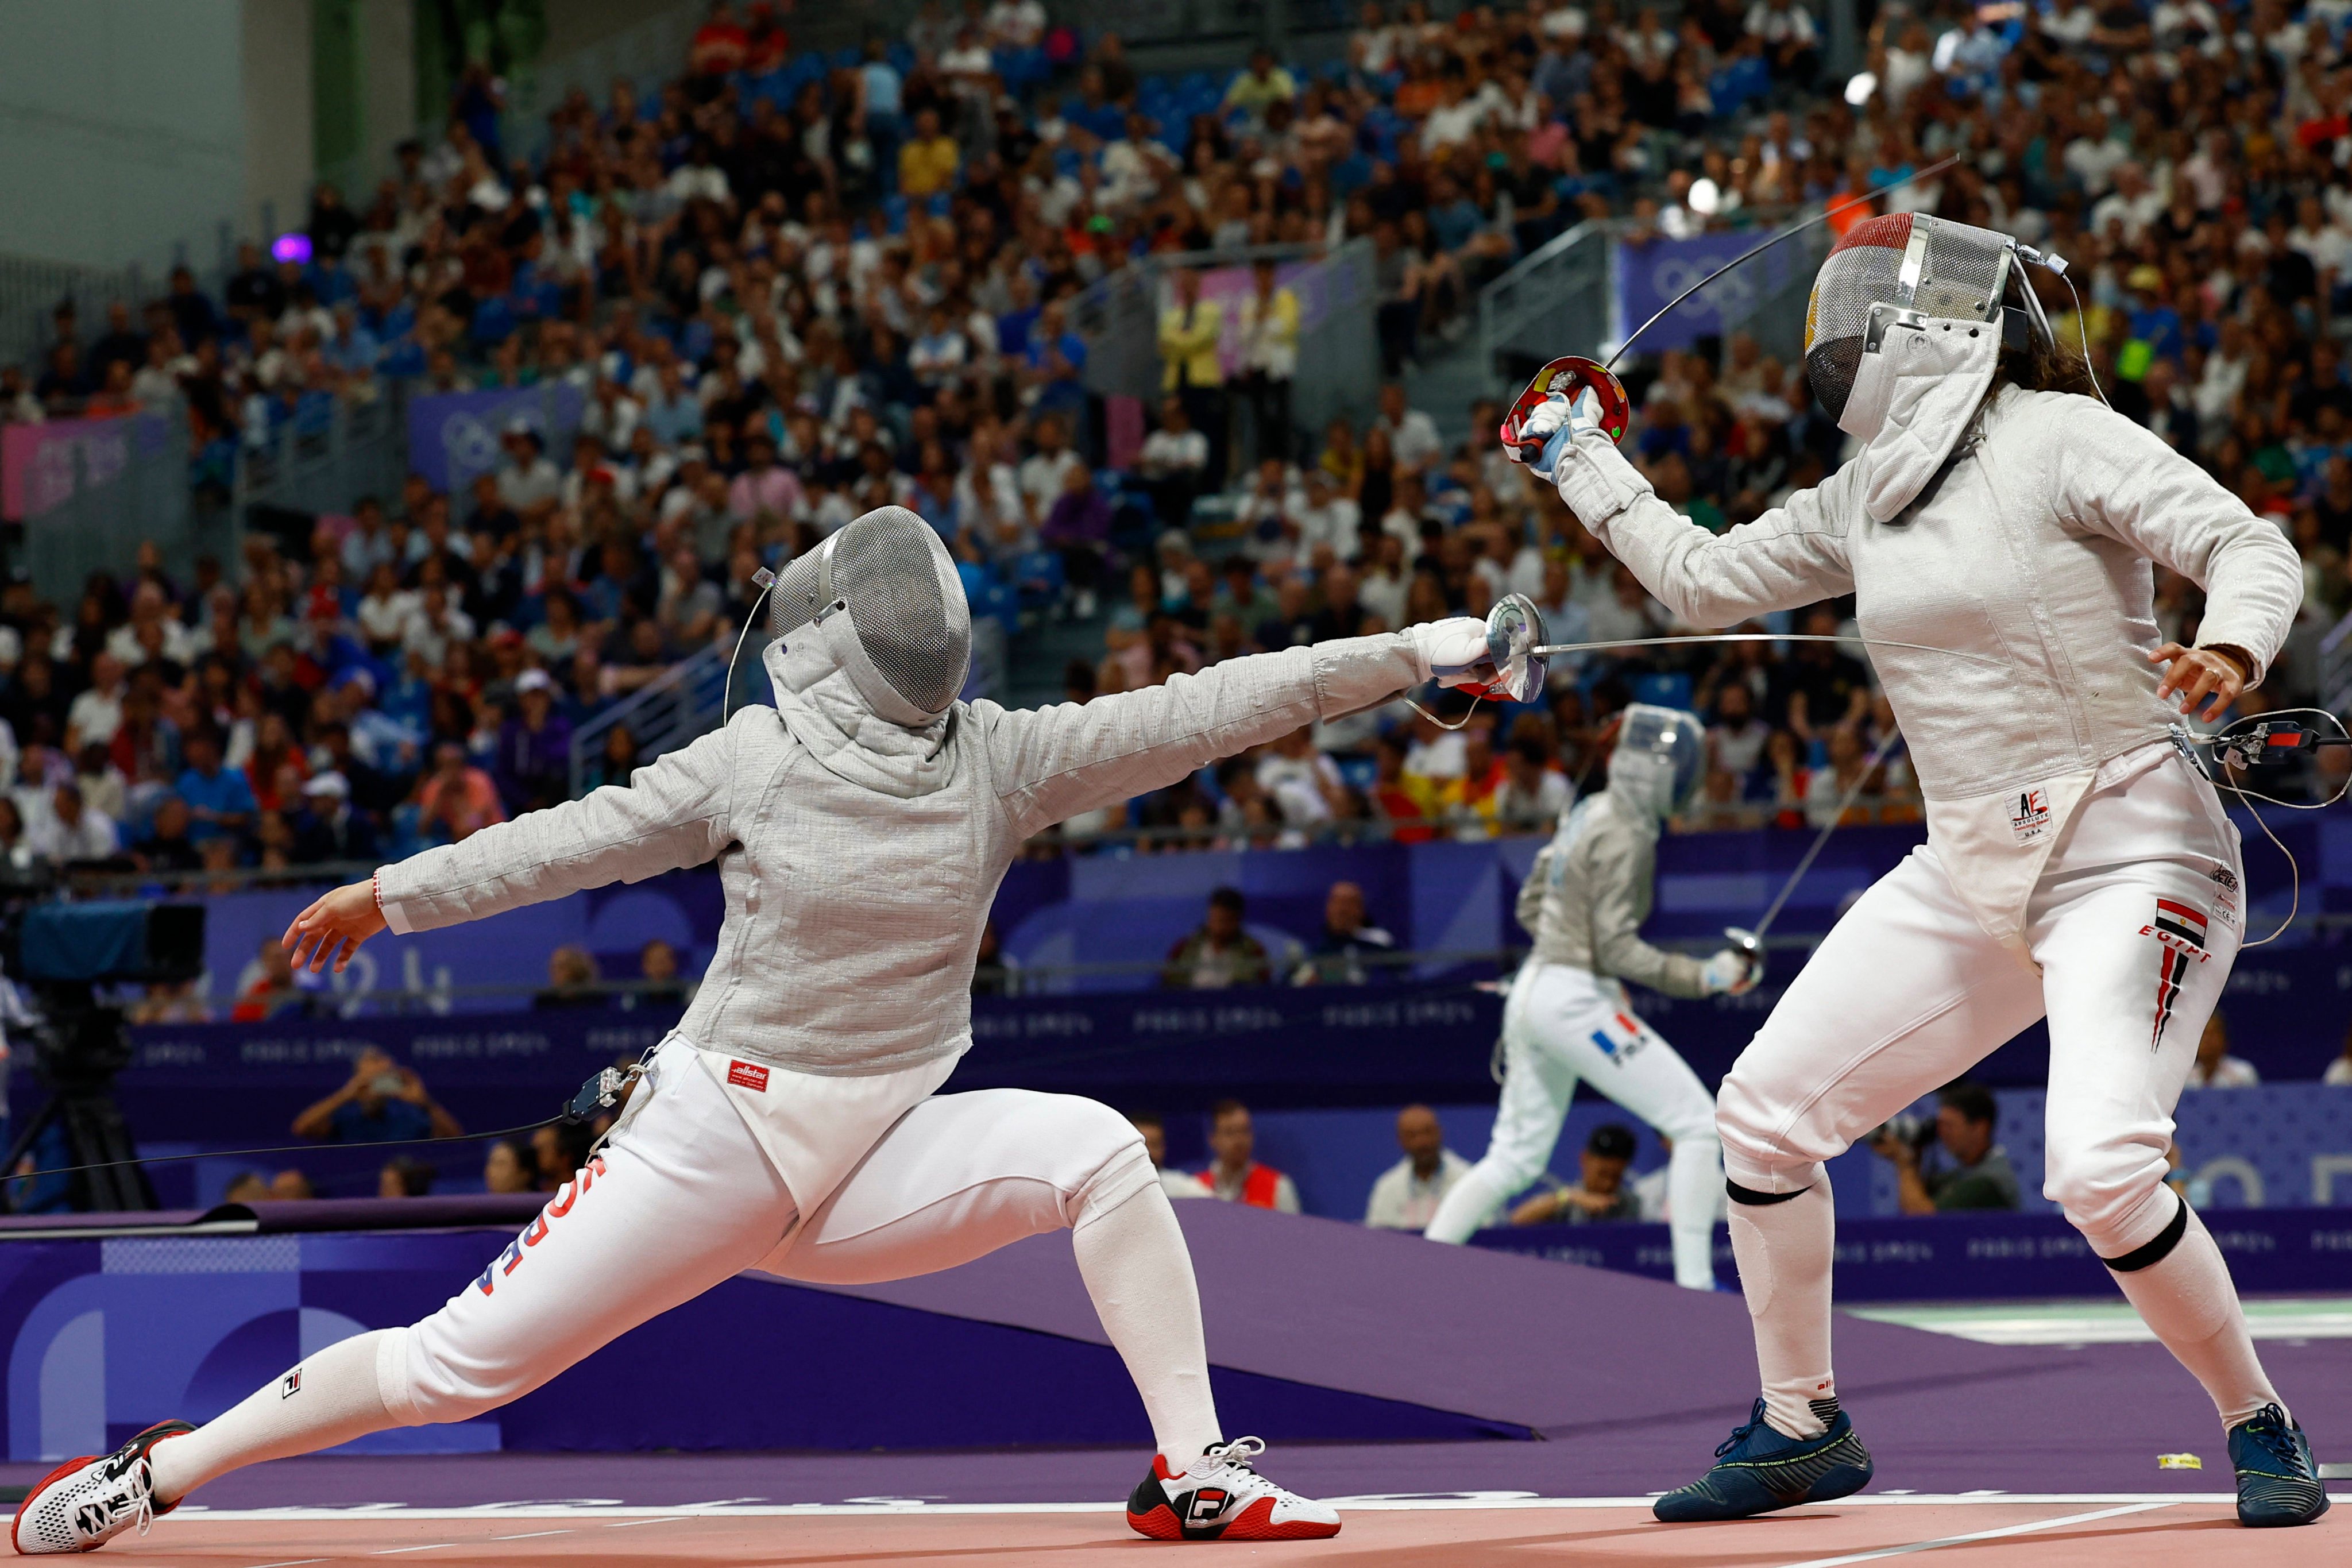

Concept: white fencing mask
[[768, 507, 972, 726], [1606, 704, 1705, 821], [1805, 213, 2020, 437]]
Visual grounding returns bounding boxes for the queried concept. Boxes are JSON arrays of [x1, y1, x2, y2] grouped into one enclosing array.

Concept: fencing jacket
[[1517, 785, 1709, 997], [1552, 320, 2301, 951], [376, 631, 1426, 1076]]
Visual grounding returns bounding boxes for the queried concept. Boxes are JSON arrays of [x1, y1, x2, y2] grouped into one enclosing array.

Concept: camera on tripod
[[0, 893, 206, 1214]]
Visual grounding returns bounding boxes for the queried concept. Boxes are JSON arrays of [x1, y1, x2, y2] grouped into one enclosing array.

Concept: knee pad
[[2045, 1136, 2172, 1256], [1063, 1101, 1157, 1231]]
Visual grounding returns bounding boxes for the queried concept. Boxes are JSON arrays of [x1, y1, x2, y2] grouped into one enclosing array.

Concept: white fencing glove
[[1409, 617, 1496, 688], [1700, 947, 1760, 996], [1517, 391, 1594, 482]]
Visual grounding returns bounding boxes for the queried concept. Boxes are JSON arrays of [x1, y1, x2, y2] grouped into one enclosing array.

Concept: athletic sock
[[1666, 1134, 1723, 1291], [1726, 1174, 1836, 1440], [2105, 1202, 2285, 1430], [1421, 1161, 1513, 1246], [1071, 1184, 1223, 1466], [149, 1328, 405, 1506]]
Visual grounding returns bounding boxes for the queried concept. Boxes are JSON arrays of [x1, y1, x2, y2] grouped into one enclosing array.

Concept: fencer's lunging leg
[[1073, 1185, 1223, 1465], [152, 1052, 798, 1506], [148, 1330, 403, 1503], [1424, 1014, 1575, 1245], [774, 1088, 1219, 1464]]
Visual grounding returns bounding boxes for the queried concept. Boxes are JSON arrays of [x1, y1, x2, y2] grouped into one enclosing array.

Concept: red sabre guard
[[1499, 356, 1632, 461]]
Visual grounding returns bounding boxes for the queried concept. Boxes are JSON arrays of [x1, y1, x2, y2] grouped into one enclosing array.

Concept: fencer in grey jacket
[[1517, 789, 1709, 998], [376, 629, 1435, 1076]]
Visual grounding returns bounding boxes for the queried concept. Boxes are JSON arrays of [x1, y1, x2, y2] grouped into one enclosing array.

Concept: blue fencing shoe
[[2228, 1404, 2329, 1527], [1653, 1399, 1874, 1523]]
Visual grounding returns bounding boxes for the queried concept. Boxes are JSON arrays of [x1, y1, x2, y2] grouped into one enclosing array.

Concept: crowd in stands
[[1, 0, 2348, 912]]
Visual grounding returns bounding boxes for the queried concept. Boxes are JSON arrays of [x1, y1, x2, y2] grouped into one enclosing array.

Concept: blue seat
[[1629, 672, 1694, 712]]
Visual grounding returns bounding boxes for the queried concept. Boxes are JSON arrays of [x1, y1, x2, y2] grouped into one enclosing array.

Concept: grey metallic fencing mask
[[768, 507, 971, 725], [1607, 704, 1705, 820], [1805, 213, 2048, 438]]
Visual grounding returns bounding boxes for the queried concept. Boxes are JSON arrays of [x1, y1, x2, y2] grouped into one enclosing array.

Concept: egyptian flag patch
[[2142, 899, 2210, 1050]]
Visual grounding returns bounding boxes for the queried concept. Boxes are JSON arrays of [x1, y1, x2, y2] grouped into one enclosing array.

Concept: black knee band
[[2102, 1195, 2190, 1273], [1726, 1179, 1810, 1207]]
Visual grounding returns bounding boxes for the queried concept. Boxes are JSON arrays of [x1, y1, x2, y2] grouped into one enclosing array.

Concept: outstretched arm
[[287, 713, 748, 972], [976, 633, 1427, 839], [1550, 428, 1859, 628]]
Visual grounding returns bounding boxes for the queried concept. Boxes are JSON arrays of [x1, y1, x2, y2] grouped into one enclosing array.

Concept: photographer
[[1870, 1082, 2019, 1215], [291, 1046, 463, 1145]]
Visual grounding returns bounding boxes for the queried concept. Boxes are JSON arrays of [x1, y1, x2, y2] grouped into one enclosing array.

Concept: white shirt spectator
[[26, 793, 117, 864], [986, 0, 1046, 47], [1296, 494, 1362, 562], [2185, 1055, 2260, 1088], [2323, 1056, 2352, 1085], [1365, 1149, 1473, 1231], [1375, 404, 1444, 473], [1160, 1167, 1214, 1199], [1138, 426, 1210, 481], [1257, 746, 1345, 825], [64, 683, 125, 750], [1018, 447, 1086, 521]]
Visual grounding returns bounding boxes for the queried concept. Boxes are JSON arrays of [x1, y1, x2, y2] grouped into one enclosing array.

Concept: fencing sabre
[[1721, 723, 1906, 982]]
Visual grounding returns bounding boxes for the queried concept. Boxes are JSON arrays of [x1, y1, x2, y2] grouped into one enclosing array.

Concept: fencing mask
[[768, 506, 972, 726], [1805, 213, 2041, 438], [1606, 704, 1705, 821]]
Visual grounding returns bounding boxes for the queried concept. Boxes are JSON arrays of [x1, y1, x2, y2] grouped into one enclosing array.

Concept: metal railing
[[1477, 220, 1612, 393], [16, 381, 409, 606], [568, 642, 734, 797], [2320, 609, 2352, 717]]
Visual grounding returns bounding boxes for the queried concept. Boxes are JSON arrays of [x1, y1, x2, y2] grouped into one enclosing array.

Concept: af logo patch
[[2009, 787, 2052, 843]]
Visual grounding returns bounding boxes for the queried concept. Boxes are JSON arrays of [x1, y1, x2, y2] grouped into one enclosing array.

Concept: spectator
[[415, 740, 505, 844], [2326, 1021, 2352, 1086], [291, 771, 380, 864], [1161, 886, 1272, 988], [1137, 397, 1210, 528], [631, 937, 692, 1010], [176, 728, 256, 845], [1364, 1104, 1471, 1230], [1237, 258, 1300, 466], [483, 1138, 537, 1194], [1371, 381, 1442, 474], [1158, 269, 1227, 486], [1222, 48, 1298, 121], [492, 669, 573, 815], [1197, 1099, 1300, 1212], [222, 1172, 271, 1205], [898, 106, 959, 198], [1870, 1082, 2021, 1212], [1492, 736, 1572, 831], [25, 780, 117, 864], [536, 944, 603, 1009], [230, 935, 316, 1021], [972, 918, 1021, 995], [293, 1048, 465, 1144], [377, 1156, 435, 1198], [269, 1169, 316, 1202], [1295, 880, 1396, 985], [1039, 462, 1112, 621], [1130, 1110, 1212, 1199], [1510, 1123, 1643, 1225], [2187, 1013, 2260, 1088], [133, 795, 204, 874]]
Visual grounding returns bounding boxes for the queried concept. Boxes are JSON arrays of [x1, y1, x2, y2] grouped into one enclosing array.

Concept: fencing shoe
[[13, 1420, 194, 1554], [1126, 1436, 1342, 1540], [2229, 1405, 2329, 1527], [1653, 1398, 1874, 1522]]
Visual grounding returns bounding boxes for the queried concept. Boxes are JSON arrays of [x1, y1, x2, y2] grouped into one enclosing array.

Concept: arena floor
[[47, 1492, 2327, 1565]]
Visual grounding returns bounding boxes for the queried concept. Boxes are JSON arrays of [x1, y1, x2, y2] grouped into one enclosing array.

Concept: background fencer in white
[[14, 508, 1514, 1554], [1524, 214, 2321, 1525], [1423, 705, 1757, 1291]]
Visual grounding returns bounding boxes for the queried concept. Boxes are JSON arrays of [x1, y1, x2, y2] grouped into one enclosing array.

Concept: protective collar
[[763, 636, 957, 800], [1846, 312, 2001, 524]]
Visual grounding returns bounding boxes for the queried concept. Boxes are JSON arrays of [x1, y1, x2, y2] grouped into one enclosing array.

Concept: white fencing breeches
[[1424, 962, 1722, 1289], [150, 1041, 1204, 1504], [1718, 747, 2280, 1435]]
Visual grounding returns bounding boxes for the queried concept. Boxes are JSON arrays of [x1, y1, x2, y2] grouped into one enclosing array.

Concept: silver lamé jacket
[[1515, 785, 1708, 997], [377, 632, 1425, 1075]]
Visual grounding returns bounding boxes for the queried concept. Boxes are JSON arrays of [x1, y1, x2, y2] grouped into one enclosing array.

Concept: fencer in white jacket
[[18, 509, 1507, 1554], [1521, 218, 2320, 1527], [1423, 705, 1754, 1290]]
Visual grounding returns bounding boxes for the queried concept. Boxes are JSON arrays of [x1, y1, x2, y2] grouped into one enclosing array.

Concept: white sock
[[2107, 1202, 2284, 1430], [1072, 1184, 1223, 1466], [150, 1328, 408, 1505], [1667, 1135, 1723, 1291], [1422, 1161, 1513, 1245], [1727, 1174, 1837, 1440]]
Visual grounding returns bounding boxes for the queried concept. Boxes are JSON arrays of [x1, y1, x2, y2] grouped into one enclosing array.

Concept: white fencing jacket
[[1552, 322, 2301, 949], [1517, 786, 1708, 997], [377, 632, 1426, 1077]]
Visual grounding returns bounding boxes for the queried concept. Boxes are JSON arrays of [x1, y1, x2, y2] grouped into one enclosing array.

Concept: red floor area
[[76, 1499, 2335, 1566]]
